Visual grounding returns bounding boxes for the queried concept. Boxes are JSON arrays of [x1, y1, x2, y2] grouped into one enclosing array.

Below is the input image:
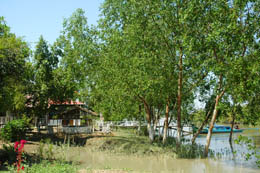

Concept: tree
[[31, 36, 58, 117], [95, 0, 208, 143], [203, 0, 260, 156], [0, 17, 30, 115], [53, 9, 98, 105], [95, 0, 178, 141]]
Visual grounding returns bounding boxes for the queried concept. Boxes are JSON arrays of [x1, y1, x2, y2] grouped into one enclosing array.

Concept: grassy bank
[[1, 161, 78, 173], [1, 128, 208, 172], [85, 128, 206, 158]]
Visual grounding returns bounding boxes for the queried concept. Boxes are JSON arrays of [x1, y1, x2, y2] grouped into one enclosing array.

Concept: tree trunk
[[229, 114, 235, 156], [138, 105, 142, 135], [142, 98, 154, 142], [147, 123, 154, 142], [229, 111, 235, 143], [177, 48, 183, 144], [145, 110, 155, 142], [163, 102, 170, 144], [138, 120, 141, 135], [204, 90, 225, 157], [191, 108, 212, 145], [168, 102, 176, 127], [45, 113, 49, 127], [153, 109, 160, 132]]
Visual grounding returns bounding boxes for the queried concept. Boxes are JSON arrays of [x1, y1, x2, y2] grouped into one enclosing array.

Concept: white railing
[[96, 120, 147, 127]]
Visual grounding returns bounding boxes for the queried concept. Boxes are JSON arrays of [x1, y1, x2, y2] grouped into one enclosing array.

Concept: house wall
[[48, 119, 62, 126], [41, 119, 89, 127]]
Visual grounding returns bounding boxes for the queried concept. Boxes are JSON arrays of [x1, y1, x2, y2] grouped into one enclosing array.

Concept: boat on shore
[[199, 125, 243, 134]]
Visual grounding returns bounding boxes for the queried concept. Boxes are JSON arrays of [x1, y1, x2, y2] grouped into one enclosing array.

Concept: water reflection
[[154, 127, 260, 170], [69, 128, 260, 172], [76, 148, 259, 173], [189, 128, 260, 169]]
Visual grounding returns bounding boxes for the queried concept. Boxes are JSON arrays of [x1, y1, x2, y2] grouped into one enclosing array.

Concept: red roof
[[25, 95, 85, 108], [48, 100, 85, 106]]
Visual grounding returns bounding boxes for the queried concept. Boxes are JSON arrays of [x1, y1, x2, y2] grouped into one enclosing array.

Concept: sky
[[0, 0, 104, 48]]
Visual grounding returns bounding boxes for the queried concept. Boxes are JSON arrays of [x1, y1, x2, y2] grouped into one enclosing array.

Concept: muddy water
[[194, 128, 260, 167], [69, 148, 259, 173], [65, 128, 260, 173]]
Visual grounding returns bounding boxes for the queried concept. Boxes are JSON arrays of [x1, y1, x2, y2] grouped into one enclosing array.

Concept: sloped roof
[[59, 105, 98, 117]]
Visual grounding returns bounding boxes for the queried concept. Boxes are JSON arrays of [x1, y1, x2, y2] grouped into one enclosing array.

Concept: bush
[[0, 117, 31, 142], [0, 144, 17, 165], [235, 135, 260, 167], [6, 160, 78, 173], [137, 126, 148, 136]]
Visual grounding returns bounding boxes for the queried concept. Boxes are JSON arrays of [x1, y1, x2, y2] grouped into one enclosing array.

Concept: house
[[46, 100, 99, 134]]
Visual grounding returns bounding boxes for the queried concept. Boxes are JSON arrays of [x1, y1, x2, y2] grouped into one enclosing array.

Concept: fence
[[0, 116, 16, 128], [61, 126, 93, 134]]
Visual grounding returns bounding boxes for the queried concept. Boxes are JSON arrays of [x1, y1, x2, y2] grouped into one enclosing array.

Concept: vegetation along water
[[1, 0, 260, 172]]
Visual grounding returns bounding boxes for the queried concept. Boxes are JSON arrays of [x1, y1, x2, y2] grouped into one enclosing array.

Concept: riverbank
[[0, 129, 259, 172], [84, 129, 206, 158]]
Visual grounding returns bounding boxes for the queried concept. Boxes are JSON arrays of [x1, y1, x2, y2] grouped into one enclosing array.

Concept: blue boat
[[200, 125, 243, 134]]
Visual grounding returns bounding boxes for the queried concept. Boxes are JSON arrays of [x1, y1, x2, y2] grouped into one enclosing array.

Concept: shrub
[[0, 117, 31, 142], [235, 135, 260, 167], [0, 144, 17, 165], [7, 160, 78, 173], [25, 161, 78, 173], [137, 126, 148, 136], [37, 138, 55, 161]]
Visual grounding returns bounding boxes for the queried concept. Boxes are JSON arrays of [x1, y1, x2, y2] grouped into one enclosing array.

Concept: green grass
[[1, 128, 210, 173], [2, 160, 78, 173], [86, 129, 206, 158], [0, 138, 79, 173]]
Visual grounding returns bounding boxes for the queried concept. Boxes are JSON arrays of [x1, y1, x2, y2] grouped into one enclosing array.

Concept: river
[[65, 128, 260, 172]]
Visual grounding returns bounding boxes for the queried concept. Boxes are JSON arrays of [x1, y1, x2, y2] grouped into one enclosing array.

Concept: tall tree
[[31, 36, 58, 117], [204, 0, 260, 156], [95, 0, 208, 142], [0, 17, 30, 115], [54, 9, 98, 105], [96, 0, 178, 141]]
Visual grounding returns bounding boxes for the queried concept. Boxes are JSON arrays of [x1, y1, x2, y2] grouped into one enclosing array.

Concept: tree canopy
[[0, 0, 260, 154], [0, 17, 30, 114]]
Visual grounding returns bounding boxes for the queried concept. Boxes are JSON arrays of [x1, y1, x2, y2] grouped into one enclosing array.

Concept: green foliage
[[235, 135, 260, 167], [0, 138, 78, 173], [6, 160, 78, 173], [53, 8, 98, 105], [51, 0, 260, 144], [30, 36, 58, 116], [88, 129, 208, 159], [35, 138, 74, 162], [0, 17, 30, 114], [176, 143, 206, 159], [93, 0, 184, 120], [37, 138, 54, 161], [138, 126, 148, 136], [190, 109, 206, 126], [37, 140, 45, 159], [0, 144, 17, 165], [0, 117, 31, 142], [29, 35, 79, 118]]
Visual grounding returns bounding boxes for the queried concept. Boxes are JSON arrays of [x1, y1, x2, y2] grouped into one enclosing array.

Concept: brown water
[[68, 148, 259, 173], [65, 128, 260, 173]]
